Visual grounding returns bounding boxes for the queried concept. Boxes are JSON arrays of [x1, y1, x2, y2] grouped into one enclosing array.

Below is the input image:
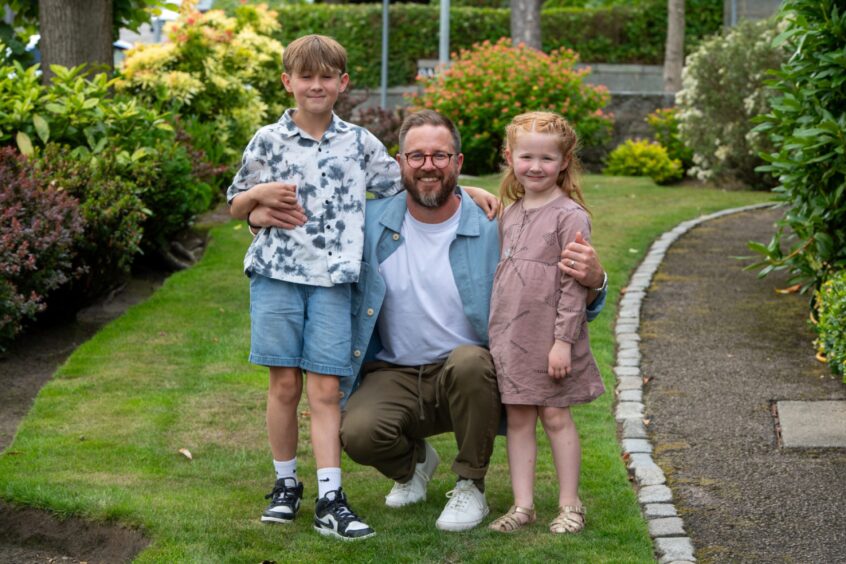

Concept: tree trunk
[[38, 0, 113, 83], [663, 0, 685, 93], [510, 0, 542, 51]]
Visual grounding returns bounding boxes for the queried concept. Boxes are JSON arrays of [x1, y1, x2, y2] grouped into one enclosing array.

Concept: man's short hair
[[283, 34, 347, 75], [398, 110, 461, 154]]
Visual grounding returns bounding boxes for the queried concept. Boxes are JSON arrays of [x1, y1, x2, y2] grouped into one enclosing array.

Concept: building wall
[[724, 0, 783, 26]]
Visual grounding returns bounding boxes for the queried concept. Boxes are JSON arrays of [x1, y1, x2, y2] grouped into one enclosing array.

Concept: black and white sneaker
[[260, 478, 303, 524], [313, 488, 375, 541]]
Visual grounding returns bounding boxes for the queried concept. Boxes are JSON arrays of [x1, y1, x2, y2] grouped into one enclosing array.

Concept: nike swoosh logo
[[319, 478, 330, 482]]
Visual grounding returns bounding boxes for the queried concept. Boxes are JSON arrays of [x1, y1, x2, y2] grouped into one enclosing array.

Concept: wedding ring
[[569, 260, 576, 268]]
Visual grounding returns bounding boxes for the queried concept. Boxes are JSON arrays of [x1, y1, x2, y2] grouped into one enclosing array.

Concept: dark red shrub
[[0, 147, 83, 348]]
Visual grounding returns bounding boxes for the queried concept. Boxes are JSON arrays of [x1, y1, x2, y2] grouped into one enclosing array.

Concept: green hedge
[[815, 270, 846, 379], [242, 1, 721, 88]]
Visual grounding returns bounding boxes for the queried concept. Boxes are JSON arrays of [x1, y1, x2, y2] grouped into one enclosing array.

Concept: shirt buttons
[[353, 350, 361, 358], [366, 308, 374, 316], [392, 233, 400, 241]]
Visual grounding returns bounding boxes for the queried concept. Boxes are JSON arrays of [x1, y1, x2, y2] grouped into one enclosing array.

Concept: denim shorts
[[249, 274, 353, 377]]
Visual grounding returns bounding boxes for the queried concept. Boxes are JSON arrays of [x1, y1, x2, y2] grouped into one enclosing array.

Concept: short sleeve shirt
[[226, 110, 402, 286]]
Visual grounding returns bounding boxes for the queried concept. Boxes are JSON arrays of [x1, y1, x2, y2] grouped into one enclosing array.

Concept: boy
[[227, 34, 397, 541]]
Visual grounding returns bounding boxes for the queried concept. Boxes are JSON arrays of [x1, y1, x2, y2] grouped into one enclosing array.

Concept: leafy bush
[[33, 145, 146, 299], [675, 17, 788, 187], [228, 2, 722, 88], [814, 270, 846, 379], [116, 3, 290, 165], [749, 0, 846, 298], [411, 38, 613, 174], [0, 147, 84, 348], [646, 107, 693, 172], [604, 139, 683, 185], [0, 61, 217, 262]]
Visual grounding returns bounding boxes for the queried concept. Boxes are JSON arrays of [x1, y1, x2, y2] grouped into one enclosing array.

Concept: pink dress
[[489, 195, 604, 407]]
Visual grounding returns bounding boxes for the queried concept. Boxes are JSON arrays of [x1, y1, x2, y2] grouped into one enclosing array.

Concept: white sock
[[317, 467, 342, 498], [273, 458, 297, 483]]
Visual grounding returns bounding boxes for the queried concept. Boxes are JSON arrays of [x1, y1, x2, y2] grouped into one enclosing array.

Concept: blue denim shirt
[[340, 188, 607, 406]]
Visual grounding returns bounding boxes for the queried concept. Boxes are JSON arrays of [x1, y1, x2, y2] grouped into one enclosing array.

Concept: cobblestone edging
[[613, 203, 777, 564]]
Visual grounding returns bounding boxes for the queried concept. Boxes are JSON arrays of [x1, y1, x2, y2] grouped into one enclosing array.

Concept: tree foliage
[[750, 0, 846, 294]]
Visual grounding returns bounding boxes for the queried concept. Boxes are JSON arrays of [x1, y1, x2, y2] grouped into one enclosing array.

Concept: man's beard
[[402, 167, 458, 209]]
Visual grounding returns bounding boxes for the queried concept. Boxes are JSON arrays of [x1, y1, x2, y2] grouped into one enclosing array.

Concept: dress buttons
[[392, 233, 400, 241], [367, 308, 374, 316], [353, 350, 361, 358]]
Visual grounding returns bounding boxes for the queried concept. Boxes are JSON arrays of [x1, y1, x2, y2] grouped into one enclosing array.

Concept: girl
[[488, 112, 605, 534]]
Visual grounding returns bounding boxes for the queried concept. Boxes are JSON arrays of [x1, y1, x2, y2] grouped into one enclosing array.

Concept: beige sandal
[[550, 504, 586, 534], [488, 505, 536, 533]]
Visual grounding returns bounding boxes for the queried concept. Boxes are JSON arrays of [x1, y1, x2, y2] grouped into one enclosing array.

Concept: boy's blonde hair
[[283, 34, 347, 75], [499, 111, 588, 212]]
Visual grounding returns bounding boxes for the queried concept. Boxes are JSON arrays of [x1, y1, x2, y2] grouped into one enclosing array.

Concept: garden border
[[612, 202, 777, 563]]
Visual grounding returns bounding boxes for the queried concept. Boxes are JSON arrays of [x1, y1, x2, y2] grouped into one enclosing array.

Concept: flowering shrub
[[117, 2, 289, 164], [749, 0, 846, 322], [646, 107, 692, 172], [0, 147, 83, 349], [411, 38, 613, 173], [675, 17, 787, 187], [604, 139, 683, 185], [814, 270, 846, 380]]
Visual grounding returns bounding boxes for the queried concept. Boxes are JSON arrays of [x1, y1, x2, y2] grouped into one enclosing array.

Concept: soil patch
[[0, 501, 148, 564]]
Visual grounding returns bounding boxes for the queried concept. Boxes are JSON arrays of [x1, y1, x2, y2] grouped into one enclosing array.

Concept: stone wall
[[580, 92, 675, 171]]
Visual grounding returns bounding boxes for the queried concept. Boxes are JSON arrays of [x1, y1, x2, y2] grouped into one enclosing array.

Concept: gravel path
[[639, 206, 846, 563]]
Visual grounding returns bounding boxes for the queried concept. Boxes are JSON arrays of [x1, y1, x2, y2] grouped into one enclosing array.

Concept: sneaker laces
[[265, 481, 298, 505], [444, 482, 476, 511], [328, 494, 362, 528]]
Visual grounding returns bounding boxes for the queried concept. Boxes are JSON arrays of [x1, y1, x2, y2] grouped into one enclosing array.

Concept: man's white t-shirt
[[375, 202, 483, 365]]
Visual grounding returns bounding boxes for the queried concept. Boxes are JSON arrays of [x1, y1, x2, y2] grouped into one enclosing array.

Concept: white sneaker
[[435, 479, 489, 532], [385, 441, 440, 508]]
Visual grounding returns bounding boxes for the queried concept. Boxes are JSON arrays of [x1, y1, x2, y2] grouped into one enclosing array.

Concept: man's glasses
[[403, 152, 455, 169]]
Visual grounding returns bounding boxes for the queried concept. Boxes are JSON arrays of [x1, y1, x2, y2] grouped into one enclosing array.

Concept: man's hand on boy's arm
[[559, 231, 606, 304], [229, 182, 300, 220], [463, 186, 500, 219]]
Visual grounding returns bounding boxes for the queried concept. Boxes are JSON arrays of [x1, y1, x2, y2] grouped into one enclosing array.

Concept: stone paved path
[[638, 206, 846, 563]]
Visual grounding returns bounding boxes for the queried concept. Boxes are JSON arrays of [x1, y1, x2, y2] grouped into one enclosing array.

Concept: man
[[249, 110, 607, 533]]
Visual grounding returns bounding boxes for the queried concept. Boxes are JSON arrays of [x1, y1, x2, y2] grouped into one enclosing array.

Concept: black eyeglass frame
[[402, 152, 456, 169]]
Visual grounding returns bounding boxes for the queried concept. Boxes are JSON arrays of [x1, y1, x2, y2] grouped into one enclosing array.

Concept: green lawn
[[0, 175, 772, 563]]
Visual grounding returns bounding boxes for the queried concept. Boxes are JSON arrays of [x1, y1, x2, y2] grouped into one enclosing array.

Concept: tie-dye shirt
[[227, 110, 402, 287]]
